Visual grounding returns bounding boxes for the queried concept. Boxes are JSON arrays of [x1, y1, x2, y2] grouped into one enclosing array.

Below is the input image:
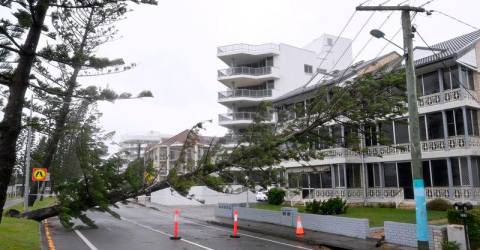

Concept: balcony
[[218, 112, 273, 127], [217, 43, 279, 57], [418, 88, 479, 112], [217, 66, 279, 86], [218, 89, 273, 103]]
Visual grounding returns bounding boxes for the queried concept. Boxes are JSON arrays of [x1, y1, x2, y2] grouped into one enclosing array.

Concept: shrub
[[305, 200, 321, 214], [447, 207, 480, 249], [441, 241, 460, 250], [305, 198, 347, 215], [319, 197, 347, 215], [267, 188, 286, 205], [427, 198, 451, 211]]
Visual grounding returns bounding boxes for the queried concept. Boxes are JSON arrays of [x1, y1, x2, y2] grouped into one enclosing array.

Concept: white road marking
[[121, 216, 214, 250], [74, 229, 99, 250], [126, 204, 313, 250]]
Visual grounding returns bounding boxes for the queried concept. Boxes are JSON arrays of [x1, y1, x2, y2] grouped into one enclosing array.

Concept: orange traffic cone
[[170, 209, 182, 240], [295, 215, 304, 237], [230, 209, 240, 238]]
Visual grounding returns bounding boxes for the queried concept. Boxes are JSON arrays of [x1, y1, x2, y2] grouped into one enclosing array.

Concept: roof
[[414, 29, 480, 67], [160, 129, 216, 146], [274, 51, 402, 104]]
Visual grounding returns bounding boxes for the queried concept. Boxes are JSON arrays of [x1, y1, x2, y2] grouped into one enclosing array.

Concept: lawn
[[253, 203, 447, 227], [0, 197, 57, 250]]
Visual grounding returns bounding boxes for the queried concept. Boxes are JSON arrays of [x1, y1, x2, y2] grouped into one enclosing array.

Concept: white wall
[[304, 34, 352, 71]]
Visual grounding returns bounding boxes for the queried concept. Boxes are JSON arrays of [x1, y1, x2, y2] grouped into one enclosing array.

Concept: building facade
[[118, 131, 170, 162], [217, 34, 352, 144], [144, 130, 215, 179], [274, 30, 480, 205]]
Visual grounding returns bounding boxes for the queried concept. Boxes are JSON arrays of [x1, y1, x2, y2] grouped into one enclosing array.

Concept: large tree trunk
[[0, 1, 50, 223]]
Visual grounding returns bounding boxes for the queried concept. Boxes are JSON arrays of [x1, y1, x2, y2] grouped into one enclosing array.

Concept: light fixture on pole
[[370, 29, 404, 51]]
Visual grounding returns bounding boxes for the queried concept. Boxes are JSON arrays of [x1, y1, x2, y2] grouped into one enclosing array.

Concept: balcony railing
[[218, 66, 273, 78], [425, 187, 480, 201], [418, 88, 478, 108], [217, 43, 279, 54], [218, 89, 272, 100], [218, 112, 272, 122], [366, 136, 480, 157]]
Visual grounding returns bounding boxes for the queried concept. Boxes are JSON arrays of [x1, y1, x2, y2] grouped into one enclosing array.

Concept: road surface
[[47, 203, 316, 250], [3, 198, 22, 209]]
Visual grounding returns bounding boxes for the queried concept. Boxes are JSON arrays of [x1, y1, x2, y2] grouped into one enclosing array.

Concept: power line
[[431, 9, 478, 30], [415, 30, 480, 105]]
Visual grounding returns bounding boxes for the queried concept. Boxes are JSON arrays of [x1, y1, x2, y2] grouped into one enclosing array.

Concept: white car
[[256, 190, 268, 201]]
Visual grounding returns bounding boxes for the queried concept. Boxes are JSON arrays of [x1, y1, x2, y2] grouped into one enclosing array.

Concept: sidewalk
[[3, 198, 22, 209], [135, 201, 415, 250]]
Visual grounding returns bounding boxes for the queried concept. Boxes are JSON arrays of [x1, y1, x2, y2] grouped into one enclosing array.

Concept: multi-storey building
[[274, 30, 480, 205], [217, 34, 352, 144], [144, 130, 215, 179], [118, 131, 170, 162]]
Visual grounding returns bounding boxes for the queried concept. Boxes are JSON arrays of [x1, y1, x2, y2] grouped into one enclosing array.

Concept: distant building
[[217, 34, 352, 144], [144, 130, 216, 179], [118, 131, 170, 162]]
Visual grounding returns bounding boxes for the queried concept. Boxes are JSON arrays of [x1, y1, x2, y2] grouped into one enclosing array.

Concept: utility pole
[[23, 95, 34, 212], [356, 4, 429, 250]]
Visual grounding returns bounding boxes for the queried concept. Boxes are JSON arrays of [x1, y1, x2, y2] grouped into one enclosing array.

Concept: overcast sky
[[79, 0, 479, 147]]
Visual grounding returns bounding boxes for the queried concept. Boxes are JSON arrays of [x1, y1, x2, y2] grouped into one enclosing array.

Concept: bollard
[[230, 209, 240, 238], [170, 209, 182, 240]]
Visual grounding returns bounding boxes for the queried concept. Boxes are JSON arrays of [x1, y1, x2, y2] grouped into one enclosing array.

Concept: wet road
[[47, 203, 315, 250]]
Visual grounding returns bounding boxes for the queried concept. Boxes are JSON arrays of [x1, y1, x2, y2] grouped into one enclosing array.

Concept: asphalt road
[[47, 203, 315, 250], [3, 198, 22, 209]]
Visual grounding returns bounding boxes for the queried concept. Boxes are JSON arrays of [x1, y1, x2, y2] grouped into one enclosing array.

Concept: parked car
[[256, 190, 268, 201]]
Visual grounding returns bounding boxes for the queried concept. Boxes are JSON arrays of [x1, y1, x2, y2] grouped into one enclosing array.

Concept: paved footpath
[[45, 203, 317, 250], [3, 198, 22, 209]]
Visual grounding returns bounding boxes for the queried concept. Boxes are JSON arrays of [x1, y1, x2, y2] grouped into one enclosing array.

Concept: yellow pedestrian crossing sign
[[32, 168, 47, 181]]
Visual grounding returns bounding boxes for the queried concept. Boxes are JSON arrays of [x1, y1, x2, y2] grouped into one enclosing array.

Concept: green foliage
[[124, 160, 145, 192], [427, 198, 451, 211], [267, 188, 286, 205], [447, 207, 480, 249], [305, 198, 347, 215], [441, 241, 460, 250]]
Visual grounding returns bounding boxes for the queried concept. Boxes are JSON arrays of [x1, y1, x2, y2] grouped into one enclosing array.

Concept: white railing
[[418, 88, 478, 108], [218, 112, 272, 122], [218, 66, 274, 78], [366, 136, 480, 157], [217, 43, 279, 54], [218, 89, 272, 100], [425, 187, 480, 201], [320, 148, 360, 158]]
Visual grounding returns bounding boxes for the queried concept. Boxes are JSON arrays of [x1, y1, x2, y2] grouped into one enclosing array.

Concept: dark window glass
[[288, 173, 299, 188], [451, 66, 459, 89], [451, 158, 461, 186], [431, 159, 448, 186], [455, 108, 465, 135], [427, 112, 444, 139], [301, 173, 309, 188], [422, 71, 440, 95], [468, 109, 479, 136], [467, 109, 473, 135], [320, 170, 332, 188], [468, 69, 475, 90], [443, 68, 452, 90], [365, 124, 377, 147], [309, 173, 320, 188], [336, 165, 345, 187], [344, 124, 358, 148], [422, 161, 431, 187], [461, 66, 469, 89], [379, 121, 394, 145], [332, 125, 343, 147], [416, 76, 423, 96], [346, 164, 361, 188], [304, 64, 313, 74], [446, 110, 456, 136], [374, 164, 381, 187], [419, 116, 427, 140], [367, 163, 375, 188], [384, 163, 398, 187], [395, 119, 409, 144], [461, 157, 470, 185]]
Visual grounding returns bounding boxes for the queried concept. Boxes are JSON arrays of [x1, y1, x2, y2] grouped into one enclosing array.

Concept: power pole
[[24, 95, 34, 212], [356, 5, 429, 250]]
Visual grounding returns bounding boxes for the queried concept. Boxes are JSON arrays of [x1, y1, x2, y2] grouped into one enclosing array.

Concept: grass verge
[[252, 203, 447, 227], [0, 197, 57, 250]]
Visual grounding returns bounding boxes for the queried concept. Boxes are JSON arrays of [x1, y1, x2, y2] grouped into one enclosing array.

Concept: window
[[309, 173, 320, 188], [431, 159, 448, 186], [419, 115, 427, 140], [346, 164, 362, 188], [367, 163, 381, 187], [422, 161, 431, 187], [304, 64, 313, 74], [379, 121, 394, 145], [320, 170, 332, 188], [301, 173, 309, 188], [416, 76, 424, 96], [384, 163, 398, 187], [461, 66, 475, 90], [394, 119, 409, 144], [472, 157, 480, 187], [443, 66, 460, 90], [326, 38, 333, 46], [364, 123, 377, 147], [461, 157, 470, 185], [427, 112, 444, 139], [336, 164, 345, 187], [266, 80, 274, 89], [265, 57, 273, 67], [344, 124, 358, 148], [332, 125, 343, 147], [288, 173, 299, 188], [466, 109, 479, 136], [446, 108, 465, 136], [451, 158, 461, 186], [422, 71, 440, 95]]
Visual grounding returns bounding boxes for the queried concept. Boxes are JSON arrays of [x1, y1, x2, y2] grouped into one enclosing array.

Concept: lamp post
[[245, 175, 249, 207]]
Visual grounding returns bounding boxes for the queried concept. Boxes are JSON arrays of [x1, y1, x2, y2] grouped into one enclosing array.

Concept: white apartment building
[[217, 34, 352, 143], [274, 30, 480, 205], [118, 131, 170, 162]]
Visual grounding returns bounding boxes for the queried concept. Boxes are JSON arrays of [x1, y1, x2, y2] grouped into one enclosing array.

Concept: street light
[[453, 202, 473, 250], [244, 176, 249, 208], [370, 29, 404, 50]]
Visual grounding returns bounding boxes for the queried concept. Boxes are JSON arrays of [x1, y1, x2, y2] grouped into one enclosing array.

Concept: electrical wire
[[430, 10, 478, 30]]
